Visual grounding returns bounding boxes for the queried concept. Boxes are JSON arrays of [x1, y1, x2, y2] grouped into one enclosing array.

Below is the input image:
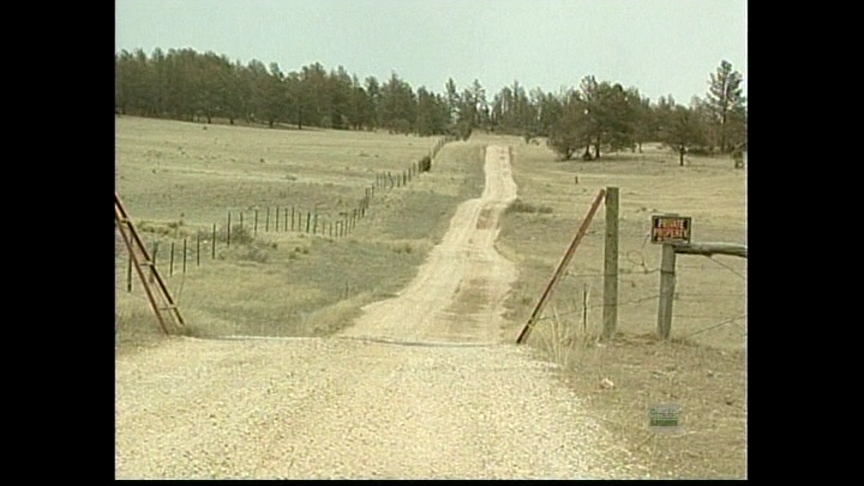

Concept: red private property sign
[[651, 215, 692, 244]]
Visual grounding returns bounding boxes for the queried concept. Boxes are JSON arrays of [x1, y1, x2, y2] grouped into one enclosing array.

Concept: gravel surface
[[115, 145, 647, 479]]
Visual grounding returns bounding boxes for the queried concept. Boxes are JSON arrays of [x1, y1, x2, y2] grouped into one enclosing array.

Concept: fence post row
[[138, 137, 452, 279]]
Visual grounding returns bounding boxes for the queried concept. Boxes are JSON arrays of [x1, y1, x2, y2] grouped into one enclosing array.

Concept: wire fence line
[[521, 222, 745, 343], [678, 314, 747, 339], [532, 286, 745, 342], [533, 294, 663, 323], [116, 137, 454, 284], [704, 255, 746, 279]]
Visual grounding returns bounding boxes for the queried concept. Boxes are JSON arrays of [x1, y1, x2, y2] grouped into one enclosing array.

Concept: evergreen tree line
[[116, 48, 746, 163]]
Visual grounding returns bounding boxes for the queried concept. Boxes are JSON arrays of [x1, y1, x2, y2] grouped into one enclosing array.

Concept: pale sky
[[115, 0, 746, 104]]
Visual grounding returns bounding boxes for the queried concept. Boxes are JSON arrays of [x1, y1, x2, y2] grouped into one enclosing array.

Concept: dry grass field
[[115, 116, 484, 342], [115, 117, 746, 478], [479, 132, 747, 478]]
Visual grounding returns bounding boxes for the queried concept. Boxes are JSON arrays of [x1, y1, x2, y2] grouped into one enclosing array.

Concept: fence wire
[[524, 222, 745, 345]]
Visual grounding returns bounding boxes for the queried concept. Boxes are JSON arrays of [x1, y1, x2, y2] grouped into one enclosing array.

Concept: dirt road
[[115, 145, 643, 479], [339, 144, 518, 345]]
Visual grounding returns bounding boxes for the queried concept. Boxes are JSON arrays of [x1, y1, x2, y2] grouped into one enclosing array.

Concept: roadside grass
[[114, 306, 167, 355], [488, 134, 746, 478]]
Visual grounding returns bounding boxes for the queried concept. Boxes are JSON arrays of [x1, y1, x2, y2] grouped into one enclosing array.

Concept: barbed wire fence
[[519, 210, 746, 348], [115, 137, 454, 293]]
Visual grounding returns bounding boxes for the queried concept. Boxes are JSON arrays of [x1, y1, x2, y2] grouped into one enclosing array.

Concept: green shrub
[[505, 198, 554, 214]]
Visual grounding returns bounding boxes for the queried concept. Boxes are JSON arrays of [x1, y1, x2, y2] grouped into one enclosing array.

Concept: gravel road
[[115, 145, 645, 479]]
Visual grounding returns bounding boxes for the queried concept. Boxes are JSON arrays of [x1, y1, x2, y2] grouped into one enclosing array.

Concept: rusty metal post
[[517, 189, 607, 344]]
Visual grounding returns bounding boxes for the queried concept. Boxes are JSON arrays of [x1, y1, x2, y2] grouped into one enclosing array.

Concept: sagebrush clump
[[505, 198, 553, 214]]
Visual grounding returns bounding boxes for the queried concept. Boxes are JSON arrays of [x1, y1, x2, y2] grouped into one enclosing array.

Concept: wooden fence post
[[602, 187, 619, 339], [169, 241, 174, 277], [183, 238, 187, 274], [227, 212, 232, 248], [127, 251, 132, 292], [196, 233, 201, 267], [657, 244, 677, 339], [306, 212, 311, 233], [254, 209, 258, 236], [150, 242, 159, 283], [656, 241, 747, 339], [211, 224, 216, 259], [582, 284, 589, 334], [266, 207, 270, 232]]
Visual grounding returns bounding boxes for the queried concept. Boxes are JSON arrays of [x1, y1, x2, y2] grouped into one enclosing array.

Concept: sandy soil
[[115, 145, 646, 479]]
